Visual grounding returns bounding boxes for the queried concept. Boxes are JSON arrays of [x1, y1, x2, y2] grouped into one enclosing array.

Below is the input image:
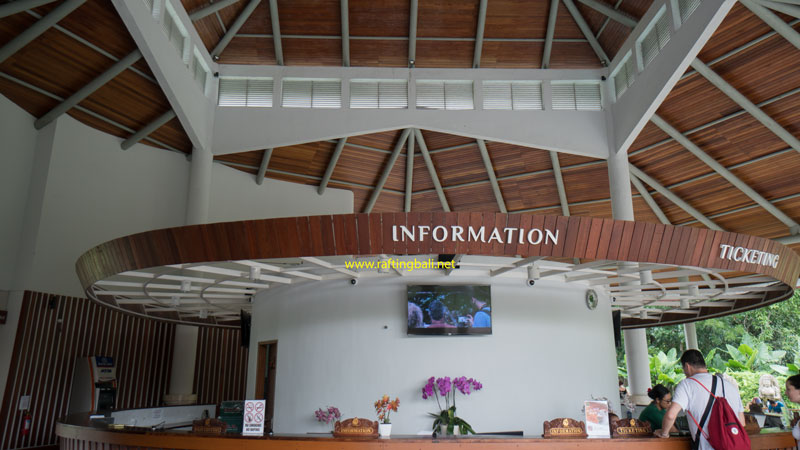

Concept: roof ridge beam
[[212, 0, 261, 58], [269, 0, 284, 65], [0, 0, 85, 64], [629, 164, 724, 231], [561, 0, 610, 65], [690, 58, 800, 153], [610, 0, 735, 154], [477, 139, 507, 213], [651, 113, 800, 234], [541, 0, 559, 68], [364, 129, 411, 213], [741, 0, 800, 49], [577, 0, 638, 27], [35, 49, 142, 130], [472, 0, 488, 68], [189, 0, 241, 20], [414, 129, 450, 212]]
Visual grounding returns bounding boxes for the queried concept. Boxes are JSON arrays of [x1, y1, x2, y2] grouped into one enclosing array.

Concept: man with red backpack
[[657, 349, 748, 450]]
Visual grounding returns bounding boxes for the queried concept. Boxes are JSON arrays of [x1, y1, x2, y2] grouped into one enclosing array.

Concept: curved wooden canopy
[[76, 213, 800, 328]]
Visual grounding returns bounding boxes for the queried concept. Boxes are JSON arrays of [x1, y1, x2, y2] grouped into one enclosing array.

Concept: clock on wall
[[585, 289, 598, 310]]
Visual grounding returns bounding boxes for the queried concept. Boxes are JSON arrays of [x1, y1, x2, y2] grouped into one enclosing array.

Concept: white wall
[[248, 276, 619, 436], [0, 95, 37, 289]]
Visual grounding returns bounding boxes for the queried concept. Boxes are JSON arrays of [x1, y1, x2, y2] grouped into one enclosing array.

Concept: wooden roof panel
[[276, 0, 341, 36], [445, 183, 501, 212], [55, 0, 139, 59], [348, 0, 408, 37], [236, 1, 272, 34], [331, 147, 388, 187], [417, 0, 480, 39], [569, 199, 613, 219], [79, 70, 171, 131], [629, 121, 672, 153], [629, 142, 714, 187], [485, 142, 551, 178], [350, 39, 408, 67], [632, 195, 664, 224], [667, 174, 757, 218], [430, 145, 489, 186], [480, 41, 542, 68], [548, 41, 602, 68], [271, 141, 337, 178], [553, 1, 588, 39], [415, 40, 473, 68], [561, 161, 611, 203], [559, 153, 600, 167], [150, 116, 193, 153], [348, 130, 405, 150], [498, 172, 560, 211], [697, 2, 778, 62], [412, 191, 446, 212], [483, 0, 548, 39], [420, 130, 475, 149], [411, 154, 436, 192], [656, 73, 740, 134], [729, 151, 800, 201], [650, 192, 693, 225], [383, 148, 408, 192], [215, 150, 264, 167], [282, 38, 342, 66], [712, 203, 790, 240], [341, 184, 370, 213], [218, 36, 277, 64], [373, 190, 404, 213]]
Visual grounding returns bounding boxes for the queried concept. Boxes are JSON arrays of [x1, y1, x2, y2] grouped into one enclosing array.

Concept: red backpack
[[686, 375, 751, 450]]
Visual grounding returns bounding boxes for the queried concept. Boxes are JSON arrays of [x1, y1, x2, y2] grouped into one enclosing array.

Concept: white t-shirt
[[672, 373, 745, 450]]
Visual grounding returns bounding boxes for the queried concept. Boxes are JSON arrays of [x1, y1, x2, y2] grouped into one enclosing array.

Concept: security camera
[[350, 278, 358, 286], [526, 279, 536, 287], [612, 297, 617, 303]]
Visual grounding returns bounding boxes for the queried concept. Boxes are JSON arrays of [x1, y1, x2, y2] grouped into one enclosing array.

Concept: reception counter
[[56, 416, 797, 450]]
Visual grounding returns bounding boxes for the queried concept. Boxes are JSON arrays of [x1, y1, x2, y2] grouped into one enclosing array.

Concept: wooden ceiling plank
[[0, 0, 85, 64], [189, 0, 242, 21], [560, 0, 609, 66], [213, 0, 261, 58], [34, 49, 142, 129], [268, 0, 284, 65], [740, 0, 800, 49], [542, 0, 559, 68]]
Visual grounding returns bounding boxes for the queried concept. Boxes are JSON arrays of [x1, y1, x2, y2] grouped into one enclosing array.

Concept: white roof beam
[[268, 0, 284, 65], [189, 0, 241, 21], [690, 59, 800, 154], [610, 0, 735, 153], [365, 129, 411, 213], [477, 139, 507, 213], [577, 0, 638, 27], [561, 0, 610, 65], [629, 164, 724, 231], [541, 0, 559, 68], [256, 148, 273, 185], [405, 131, 415, 212], [341, 0, 350, 66], [113, 0, 216, 151], [652, 113, 800, 234], [0, 0, 84, 64], [35, 49, 142, 129], [409, 0, 418, 66], [758, 0, 800, 19], [414, 128, 451, 212], [472, 0, 488, 68], [318, 138, 347, 195], [121, 110, 177, 150], [212, 0, 261, 58], [0, 0, 58, 19], [630, 172, 671, 225], [550, 151, 570, 216], [741, 0, 800, 49]]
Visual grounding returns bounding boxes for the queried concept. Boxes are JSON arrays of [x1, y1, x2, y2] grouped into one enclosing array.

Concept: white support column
[[684, 322, 698, 350], [186, 147, 213, 225], [624, 328, 652, 405], [168, 324, 198, 396]]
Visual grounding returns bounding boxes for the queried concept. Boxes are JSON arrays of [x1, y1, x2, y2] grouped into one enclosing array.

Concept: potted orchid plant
[[422, 376, 482, 435], [314, 406, 341, 433], [374, 395, 400, 437]]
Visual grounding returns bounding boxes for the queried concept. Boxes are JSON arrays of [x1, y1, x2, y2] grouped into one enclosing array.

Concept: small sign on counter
[[242, 400, 266, 436]]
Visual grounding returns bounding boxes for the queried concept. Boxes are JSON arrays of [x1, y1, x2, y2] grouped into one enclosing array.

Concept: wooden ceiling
[[1, 0, 799, 261]]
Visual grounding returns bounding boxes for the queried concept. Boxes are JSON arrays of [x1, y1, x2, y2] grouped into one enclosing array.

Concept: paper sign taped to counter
[[243, 400, 266, 436]]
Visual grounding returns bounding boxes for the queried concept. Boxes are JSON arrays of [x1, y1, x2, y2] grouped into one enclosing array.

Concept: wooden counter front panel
[[56, 423, 798, 450]]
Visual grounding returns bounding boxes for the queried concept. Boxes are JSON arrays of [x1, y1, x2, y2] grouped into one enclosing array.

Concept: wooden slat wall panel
[[0, 292, 175, 450], [193, 327, 248, 406]]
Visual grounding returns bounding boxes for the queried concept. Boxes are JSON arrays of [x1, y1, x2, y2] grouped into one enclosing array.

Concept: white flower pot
[[379, 423, 392, 437]]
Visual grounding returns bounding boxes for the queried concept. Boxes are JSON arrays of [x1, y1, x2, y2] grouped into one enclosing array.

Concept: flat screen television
[[407, 285, 491, 336]]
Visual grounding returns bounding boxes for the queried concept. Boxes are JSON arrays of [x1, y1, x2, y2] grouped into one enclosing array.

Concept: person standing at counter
[[656, 349, 745, 450], [639, 384, 678, 434], [786, 375, 800, 448]]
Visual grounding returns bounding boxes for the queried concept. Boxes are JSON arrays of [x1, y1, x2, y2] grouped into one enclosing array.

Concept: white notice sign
[[242, 400, 266, 436], [584, 400, 610, 438]]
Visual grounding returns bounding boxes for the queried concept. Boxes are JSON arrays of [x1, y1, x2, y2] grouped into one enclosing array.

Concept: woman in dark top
[[639, 384, 678, 433]]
